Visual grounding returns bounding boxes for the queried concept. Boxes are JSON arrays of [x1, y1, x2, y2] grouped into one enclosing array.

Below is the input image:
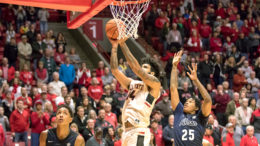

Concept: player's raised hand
[[172, 50, 183, 67], [108, 38, 119, 49], [187, 63, 198, 81], [118, 37, 129, 45]]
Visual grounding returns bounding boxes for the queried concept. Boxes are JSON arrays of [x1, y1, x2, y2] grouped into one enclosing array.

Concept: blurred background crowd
[[0, 0, 259, 145]]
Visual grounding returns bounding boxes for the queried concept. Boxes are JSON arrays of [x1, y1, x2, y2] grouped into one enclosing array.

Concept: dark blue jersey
[[46, 128, 78, 146], [173, 103, 208, 146]]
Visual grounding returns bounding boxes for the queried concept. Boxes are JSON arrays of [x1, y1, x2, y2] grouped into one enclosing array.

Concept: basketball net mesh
[[110, 0, 150, 39]]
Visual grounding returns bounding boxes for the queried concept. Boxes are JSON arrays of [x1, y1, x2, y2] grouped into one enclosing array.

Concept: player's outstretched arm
[[187, 64, 212, 117], [170, 50, 183, 111], [39, 130, 48, 146], [119, 40, 160, 98], [75, 135, 85, 146], [109, 39, 132, 90]]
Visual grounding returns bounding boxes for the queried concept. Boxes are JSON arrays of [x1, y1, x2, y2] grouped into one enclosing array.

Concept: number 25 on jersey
[[182, 129, 194, 141]]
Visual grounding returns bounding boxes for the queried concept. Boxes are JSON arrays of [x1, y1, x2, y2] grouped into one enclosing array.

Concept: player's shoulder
[[40, 129, 49, 137], [75, 134, 85, 146], [39, 129, 49, 146]]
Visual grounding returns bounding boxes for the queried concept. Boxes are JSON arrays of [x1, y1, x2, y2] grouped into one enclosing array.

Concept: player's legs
[[122, 128, 150, 146]]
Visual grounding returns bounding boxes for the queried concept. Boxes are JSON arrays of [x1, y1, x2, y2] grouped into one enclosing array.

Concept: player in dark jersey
[[39, 104, 85, 146], [170, 50, 212, 146]]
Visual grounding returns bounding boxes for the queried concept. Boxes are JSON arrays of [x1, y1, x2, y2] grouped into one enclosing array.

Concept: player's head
[[141, 57, 160, 79], [183, 97, 201, 114], [56, 104, 73, 126]]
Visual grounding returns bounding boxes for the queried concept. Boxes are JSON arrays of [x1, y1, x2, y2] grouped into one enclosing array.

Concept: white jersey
[[122, 80, 158, 128]]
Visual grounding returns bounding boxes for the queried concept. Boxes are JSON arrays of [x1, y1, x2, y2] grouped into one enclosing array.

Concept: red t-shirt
[[10, 109, 30, 132], [105, 112, 118, 129], [210, 37, 222, 52], [20, 71, 33, 85], [155, 17, 169, 29], [88, 85, 103, 101], [240, 135, 258, 146], [200, 24, 212, 38], [31, 112, 50, 133], [150, 128, 165, 146], [203, 135, 214, 145], [114, 140, 122, 146], [0, 125, 4, 146], [222, 132, 235, 146]]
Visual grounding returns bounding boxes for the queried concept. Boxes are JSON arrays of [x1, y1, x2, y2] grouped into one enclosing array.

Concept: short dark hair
[[141, 57, 161, 79], [56, 104, 73, 118], [188, 97, 201, 111]]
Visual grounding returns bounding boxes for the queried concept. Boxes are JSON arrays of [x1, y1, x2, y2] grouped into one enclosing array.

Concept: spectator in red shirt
[[233, 68, 248, 92], [230, 22, 240, 42], [200, 19, 212, 50], [35, 61, 48, 83], [1, 57, 15, 82], [187, 30, 202, 54], [114, 128, 123, 146], [88, 77, 103, 101], [150, 119, 164, 146], [2, 5, 15, 24], [214, 85, 231, 126], [241, 20, 250, 37], [54, 45, 66, 66], [210, 31, 223, 52], [222, 123, 235, 146], [77, 62, 91, 88], [86, 70, 103, 88], [188, 14, 200, 37], [31, 101, 50, 146], [16, 87, 33, 110], [10, 99, 30, 146], [104, 103, 117, 129], [247, 14, 256, 28], [19, 64, 33, 85], [96, 61, 105, 77], [203, 124, 215, 146], [215, 2, 226, 19], [221, 20, 232, 38], [155, 11, 169, 30], [0, 124, 4, 146], [240, 125, 259, 146]]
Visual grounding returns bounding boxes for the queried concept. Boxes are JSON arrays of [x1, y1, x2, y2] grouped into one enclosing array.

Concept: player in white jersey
[[109, 38, 161, 146]]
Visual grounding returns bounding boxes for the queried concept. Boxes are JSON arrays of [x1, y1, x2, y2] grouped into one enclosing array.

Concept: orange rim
[[111, 0, 150, 6]]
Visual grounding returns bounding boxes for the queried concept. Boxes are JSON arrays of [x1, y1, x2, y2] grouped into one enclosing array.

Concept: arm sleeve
[[72, 66, 76, 83], [43, 113, 50, 125], [239, 137, 245, 146], [9, 113, 14, 132], [173, 102, 183, 116]]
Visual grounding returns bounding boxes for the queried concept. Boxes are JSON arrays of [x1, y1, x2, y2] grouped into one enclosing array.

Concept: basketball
[[105, 19, 124, 40]]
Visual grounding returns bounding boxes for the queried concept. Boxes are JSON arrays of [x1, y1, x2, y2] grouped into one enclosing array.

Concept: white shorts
[[122, 127, 151, 146]]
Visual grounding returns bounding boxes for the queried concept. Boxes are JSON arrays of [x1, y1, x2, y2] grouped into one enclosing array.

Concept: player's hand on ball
[[108, 38, 119, 49], [187, 63, 198, 81], [118, 37, 129, 45], [172, 50, 183, 67]]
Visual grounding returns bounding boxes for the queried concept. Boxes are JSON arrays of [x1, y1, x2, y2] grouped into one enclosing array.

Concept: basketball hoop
[[110, 0, 151, 39]]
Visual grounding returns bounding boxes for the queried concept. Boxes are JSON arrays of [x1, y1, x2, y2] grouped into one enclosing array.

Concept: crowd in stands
[[0, 0, 259, 146]]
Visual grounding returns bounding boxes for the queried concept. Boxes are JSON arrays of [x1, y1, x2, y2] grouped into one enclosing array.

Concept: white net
[[110, 0, 151, 39]]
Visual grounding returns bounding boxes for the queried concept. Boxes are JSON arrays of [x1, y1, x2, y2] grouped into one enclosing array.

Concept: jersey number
[[181, 129, 194, 141]]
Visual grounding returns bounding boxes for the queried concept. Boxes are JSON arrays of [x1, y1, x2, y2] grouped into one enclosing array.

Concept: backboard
[[0, 0, 114, 29]]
